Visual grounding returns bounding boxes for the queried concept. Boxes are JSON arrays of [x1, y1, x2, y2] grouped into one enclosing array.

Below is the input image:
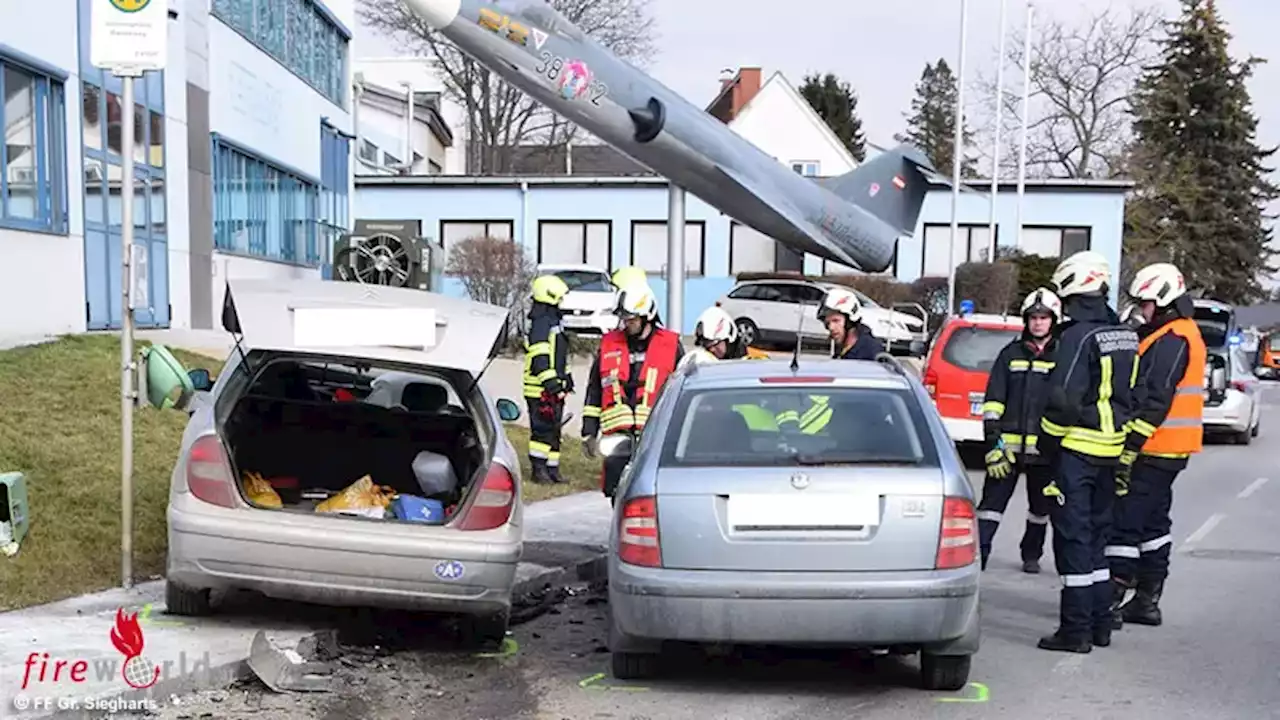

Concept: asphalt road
[[159, 382, 1280, 720]]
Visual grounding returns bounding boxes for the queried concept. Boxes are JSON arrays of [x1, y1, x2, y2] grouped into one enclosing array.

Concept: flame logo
[[558, 60, 592, 100], [110, 609, 161, 689]]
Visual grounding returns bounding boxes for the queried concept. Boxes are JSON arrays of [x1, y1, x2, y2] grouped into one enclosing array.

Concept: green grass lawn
[[0, 335, 599, 611]]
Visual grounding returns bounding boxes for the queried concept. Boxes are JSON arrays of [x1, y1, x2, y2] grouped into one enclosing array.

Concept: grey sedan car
[[607, 357, 980, 690]]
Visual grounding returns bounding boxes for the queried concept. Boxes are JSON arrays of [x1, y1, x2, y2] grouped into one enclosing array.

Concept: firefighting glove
[[984, 446, 1015, 480], [1115, 449, 1138, 497], [1043, 481, 1066, 507], [582, 435, 599, 459]]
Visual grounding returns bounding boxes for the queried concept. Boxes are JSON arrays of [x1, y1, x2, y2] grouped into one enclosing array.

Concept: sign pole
[[120, 69, 139, 589], [947, 0, 970, 315]]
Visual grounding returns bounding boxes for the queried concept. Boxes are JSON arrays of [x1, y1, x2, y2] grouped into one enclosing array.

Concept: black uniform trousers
[[526, 396, 564, 469], [977, 462, 1053, 564], [1107, 459, 1178, 583], [601, 444, 631, 503], [1050, 449, 1115, 639]]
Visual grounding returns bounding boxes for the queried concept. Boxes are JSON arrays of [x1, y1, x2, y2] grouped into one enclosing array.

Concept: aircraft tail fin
[[820, 144, 944, 236]]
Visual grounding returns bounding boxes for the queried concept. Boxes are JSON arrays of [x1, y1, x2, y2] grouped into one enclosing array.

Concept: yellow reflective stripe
[[526, 341, 551, 355], [1097, 355, 1115, 435], [982, 400, 1004, 420], [546, 451, 561, 466], [1009, 359, 1030, 371], [582, 405, 601, 418], [1143, 450, 1191, 459], [1032, 360, 1054, 373], [527, 441, 551, 457], [775, 410, 800, 425], [1130, 360, 1140, 388], [1130, 418, 1158, 437], [1041, 418, 1068, 437], [644, 368, 657, 399], [523, 387, 542, 398], [1000, 433, 1039, 449], [1062, 436, 1125, 458]]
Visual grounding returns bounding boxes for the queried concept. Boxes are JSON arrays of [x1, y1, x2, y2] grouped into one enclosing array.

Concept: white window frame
[[629, 220, 705, 277], [537, 220, 612, 268]]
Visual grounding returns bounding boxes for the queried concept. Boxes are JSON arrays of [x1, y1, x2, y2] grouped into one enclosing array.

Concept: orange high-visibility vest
[[745, 346, 769, 359], [1137, 317, 1207, 455]]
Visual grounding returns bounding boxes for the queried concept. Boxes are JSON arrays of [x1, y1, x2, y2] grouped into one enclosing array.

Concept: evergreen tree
[[903, 59, 977, 176], [799, 73, 867, 162], [1125, 0, 1277, 303]]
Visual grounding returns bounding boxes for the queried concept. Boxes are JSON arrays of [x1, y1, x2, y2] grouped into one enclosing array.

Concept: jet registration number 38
[[535, 51, 609, 106]]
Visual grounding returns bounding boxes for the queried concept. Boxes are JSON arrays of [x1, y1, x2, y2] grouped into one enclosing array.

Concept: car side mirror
[[188, 368, 213, 392], [908, 339, 926, 357], [496, 398, 521, 422]]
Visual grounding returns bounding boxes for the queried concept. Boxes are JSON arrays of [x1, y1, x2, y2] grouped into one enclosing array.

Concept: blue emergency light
[[959, 300, 975, 315]]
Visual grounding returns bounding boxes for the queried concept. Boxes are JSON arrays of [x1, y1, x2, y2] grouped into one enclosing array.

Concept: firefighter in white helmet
[[976, 287, 1063, 573], [818, 287, 885, 360]]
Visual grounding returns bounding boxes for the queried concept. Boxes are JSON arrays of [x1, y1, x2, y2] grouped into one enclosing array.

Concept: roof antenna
[[790, 304, 804, 373]]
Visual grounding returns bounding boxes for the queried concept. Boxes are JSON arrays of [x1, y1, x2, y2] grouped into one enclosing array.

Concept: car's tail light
[[618, 496, 661, 567], [186, 434, 240, 508], [455, 462, 516, 531], [1231, 379, 1247, 392], [936, 497, 977, 569], [924, 368, 938, 397]]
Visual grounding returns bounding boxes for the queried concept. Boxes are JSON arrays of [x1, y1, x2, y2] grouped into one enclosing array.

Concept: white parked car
[[1204, 348, 1262, 444], [538, 264, 618, 335], [716, 279, 927, 353]]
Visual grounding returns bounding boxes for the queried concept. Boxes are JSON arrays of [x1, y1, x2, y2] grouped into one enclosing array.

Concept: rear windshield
[[1270, 335, 1280, 351], [1194, 306, 1232, 348], [942, 327, 1019, 372], [554, 270, 612, 292], [659, 387, 939, 467]]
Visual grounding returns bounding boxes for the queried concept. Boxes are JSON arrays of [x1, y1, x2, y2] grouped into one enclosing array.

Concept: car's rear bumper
[[1204, 392, 1250, 433], [167, 497, 520, 615], [609, 561, 980, 648], [941, 416, 985, 443]]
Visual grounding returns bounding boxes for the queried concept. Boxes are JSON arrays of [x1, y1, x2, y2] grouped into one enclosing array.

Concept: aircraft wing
[[710, 164, 861, 267]]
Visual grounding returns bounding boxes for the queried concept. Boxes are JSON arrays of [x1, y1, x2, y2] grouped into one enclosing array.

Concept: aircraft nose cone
[[403, 0, 461, 29]]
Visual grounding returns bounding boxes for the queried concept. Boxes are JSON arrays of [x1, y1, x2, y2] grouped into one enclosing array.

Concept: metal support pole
[[946, 0, 969, 314], [666, 184, 686, 335], [989, 0, 1008, 263], [1015, 3, 1033, 252], [120, 72, 138, 589]]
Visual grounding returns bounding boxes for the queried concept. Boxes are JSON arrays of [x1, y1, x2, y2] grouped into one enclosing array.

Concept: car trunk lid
[[932, 323, 1020, 420], [221, 278, 510, 377], [655, 466, 945, 572]]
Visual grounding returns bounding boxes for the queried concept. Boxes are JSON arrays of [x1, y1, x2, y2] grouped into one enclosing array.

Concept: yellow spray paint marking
[[578, 672, 649, 692], [475, 637, 520, 658], [936, 681, 989, 703], [110, 0, 151, 12], [138, 603, 186, 627]]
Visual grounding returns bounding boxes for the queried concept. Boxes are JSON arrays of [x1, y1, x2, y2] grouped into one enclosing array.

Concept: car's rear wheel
[[165, 580, 212, 616], [1235, 427, 1252, 445], [458, 610, 509, 650], [1251, 421, 1260, 438], [734, 318, 758, 346], [920, 653, 971, 691], [611, 650, 659, 680]]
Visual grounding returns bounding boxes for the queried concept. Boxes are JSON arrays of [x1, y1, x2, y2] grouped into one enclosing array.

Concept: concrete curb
[[48, 553, 609, 718]]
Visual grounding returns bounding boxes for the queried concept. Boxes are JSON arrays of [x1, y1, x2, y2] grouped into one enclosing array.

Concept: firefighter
[[976, 287, 1062, 574], [680, 305, 738, 369], [610, 266, 663, 327], [1107, 263, 1205, 629], [1036, 250, 1139, 653], [581, 285, 684, 501], [522, 275, 573, 484]]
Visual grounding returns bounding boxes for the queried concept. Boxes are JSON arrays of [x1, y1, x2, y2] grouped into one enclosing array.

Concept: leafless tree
[[972, 5, 1162, 179], [359, 0, 657, 174]]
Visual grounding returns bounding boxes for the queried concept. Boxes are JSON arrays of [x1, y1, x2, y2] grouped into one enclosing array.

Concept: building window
[[630, 221, 705, 277], [1020, 226, 1092, 258], [212, 136, 320, 265], [0, 57, 68, 234], [791, 161, 820, 176], [440, 219, 513, 264], [537, 221, 610, 268], [211, 0, 349, 105], [357, 138, 378, 165], [318, 122, 350, 261], [922, 224, 995, 277], [729, 222, 774, 274]]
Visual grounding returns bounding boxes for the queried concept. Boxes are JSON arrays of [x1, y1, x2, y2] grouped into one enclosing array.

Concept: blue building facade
[[355, 176, 1132, 334]]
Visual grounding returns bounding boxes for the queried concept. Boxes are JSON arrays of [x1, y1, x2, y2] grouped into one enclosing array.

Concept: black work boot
[[1110, 577, 1137, 630], [1123, 579, 1164, 626], [1037, 631, 1092, 654], [530, 459, 555, 484], [547, 465, 567, 484], [1092, 625, 1112, 647], [1021, 559, 1041, 574]]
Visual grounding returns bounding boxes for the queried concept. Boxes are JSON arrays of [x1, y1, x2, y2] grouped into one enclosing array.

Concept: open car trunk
[[221, 360, 488, 523]]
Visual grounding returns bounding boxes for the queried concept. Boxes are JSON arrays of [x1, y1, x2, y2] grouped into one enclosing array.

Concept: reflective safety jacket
[[522, 304, 571, 399], [980, 334, 1058, 460], [745, 346, 770, 359], [1126, 316, 1205, 462], [582, 328, 682, 437], [776, 395, 833, 434], [1039, 296, 1139, 462]]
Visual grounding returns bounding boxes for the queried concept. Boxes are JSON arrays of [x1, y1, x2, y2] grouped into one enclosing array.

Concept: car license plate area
[[727, 493, 878, 532]]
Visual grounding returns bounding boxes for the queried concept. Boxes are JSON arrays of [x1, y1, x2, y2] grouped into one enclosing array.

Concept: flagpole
[[946, 0, 969, 314], [988, 0, 1008, 263], [1015, 3, 1033, 252]]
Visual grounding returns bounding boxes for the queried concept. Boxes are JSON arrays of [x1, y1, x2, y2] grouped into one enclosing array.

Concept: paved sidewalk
[[0, 493, 611, 719]]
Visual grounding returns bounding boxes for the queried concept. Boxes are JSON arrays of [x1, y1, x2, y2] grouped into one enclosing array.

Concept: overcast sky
[[354, 0, 1280, 160]]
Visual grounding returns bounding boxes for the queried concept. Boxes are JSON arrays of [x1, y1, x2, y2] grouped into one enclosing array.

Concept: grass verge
[[0, 335, 598, 611]]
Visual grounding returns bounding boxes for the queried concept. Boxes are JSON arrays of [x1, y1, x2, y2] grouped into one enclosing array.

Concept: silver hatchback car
[[607, 357, 981, 690]]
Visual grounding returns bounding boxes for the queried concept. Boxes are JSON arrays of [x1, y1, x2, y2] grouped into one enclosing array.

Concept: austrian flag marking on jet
[[892, 175, 906, 190]]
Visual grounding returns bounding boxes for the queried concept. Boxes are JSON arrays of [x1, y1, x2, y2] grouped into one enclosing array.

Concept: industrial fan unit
[[331, 219, 441, 290]]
